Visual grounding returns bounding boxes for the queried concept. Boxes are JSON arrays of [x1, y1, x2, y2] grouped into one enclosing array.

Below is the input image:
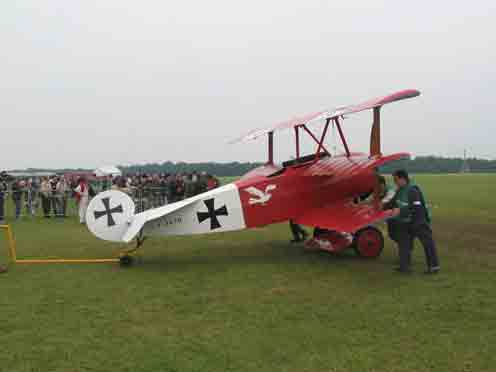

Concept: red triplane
[[86, 89, 419, 264]]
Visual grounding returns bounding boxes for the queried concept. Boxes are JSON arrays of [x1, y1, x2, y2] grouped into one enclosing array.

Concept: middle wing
[[303, 152, 409, 178], [294, 198, 396, 233]]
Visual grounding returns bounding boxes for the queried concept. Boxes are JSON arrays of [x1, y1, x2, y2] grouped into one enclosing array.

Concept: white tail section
[[86, 184, 247, 243], [123, 183, 246, 242]]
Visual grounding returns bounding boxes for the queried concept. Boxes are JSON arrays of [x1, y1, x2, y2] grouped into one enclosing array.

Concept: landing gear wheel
[[353, 226, 384, 258], [119, 255, 134, 267]]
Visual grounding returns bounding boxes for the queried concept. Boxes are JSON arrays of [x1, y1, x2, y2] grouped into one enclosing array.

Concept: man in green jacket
[[387, 170, 440, 274]]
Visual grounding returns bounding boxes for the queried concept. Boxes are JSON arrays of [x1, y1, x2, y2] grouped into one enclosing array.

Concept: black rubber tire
[[352, 226, 384, 258], [119, 255, 134, 267]]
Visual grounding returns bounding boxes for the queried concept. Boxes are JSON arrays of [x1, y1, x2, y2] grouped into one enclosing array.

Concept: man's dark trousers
[[41, 195, 50, 217], [387, 219, 400, 243], [397, 223, 413, 271], [410, 223, 440, 269], [0, 197, 4, 221], [397, 222, 440, 271]]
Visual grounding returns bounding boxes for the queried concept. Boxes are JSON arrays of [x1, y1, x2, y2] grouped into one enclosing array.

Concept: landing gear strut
[[304, 225, 384, 259], [119, 254, 134, 267], [119, 232, 147, 267]]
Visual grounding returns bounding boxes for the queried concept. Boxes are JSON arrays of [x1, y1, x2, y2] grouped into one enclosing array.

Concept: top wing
[[229, 111, 327, 144], [294, 198, 396, 233], [230, 89, 420, 143], [323, 89, 420, 121]]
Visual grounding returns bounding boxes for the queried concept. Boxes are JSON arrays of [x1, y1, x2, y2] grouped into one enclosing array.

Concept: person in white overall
[[74, 178, 89, 224]]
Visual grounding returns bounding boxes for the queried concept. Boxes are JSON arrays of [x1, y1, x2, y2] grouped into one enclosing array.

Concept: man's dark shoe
[[424, 266, 440, 274], [290, 239, 301, 243], [393, 267, 412, 274]]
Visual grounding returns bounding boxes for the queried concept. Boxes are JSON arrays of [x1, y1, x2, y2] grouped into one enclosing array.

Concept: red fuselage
[[235, 153, 379, 229]]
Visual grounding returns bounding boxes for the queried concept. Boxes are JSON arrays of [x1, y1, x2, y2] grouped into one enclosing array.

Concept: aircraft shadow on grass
[[125, 239, 392, 274]]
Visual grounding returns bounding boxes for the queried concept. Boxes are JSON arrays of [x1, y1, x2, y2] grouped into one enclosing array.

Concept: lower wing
[[294, 198, 396, 233]]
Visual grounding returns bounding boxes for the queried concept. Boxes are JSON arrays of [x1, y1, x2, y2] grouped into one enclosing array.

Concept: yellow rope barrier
[[15, 258, 119, 264], [1, 224, 121, 265]]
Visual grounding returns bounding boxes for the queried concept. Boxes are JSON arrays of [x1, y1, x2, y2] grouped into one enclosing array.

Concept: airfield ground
[[0, 174, 495, 372]]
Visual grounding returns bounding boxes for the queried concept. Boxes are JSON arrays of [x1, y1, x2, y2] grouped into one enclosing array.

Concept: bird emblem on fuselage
[[244, 184, 277, 206]]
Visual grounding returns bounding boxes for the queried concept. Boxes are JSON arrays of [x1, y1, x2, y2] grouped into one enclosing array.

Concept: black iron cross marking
[[196, 198, 228, 230], [94, 197, 123, 227]]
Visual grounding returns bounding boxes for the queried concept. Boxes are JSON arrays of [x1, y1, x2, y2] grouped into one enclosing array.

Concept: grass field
[[1, 174, 495, 372]]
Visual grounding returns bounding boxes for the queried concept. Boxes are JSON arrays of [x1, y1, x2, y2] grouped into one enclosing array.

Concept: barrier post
[[1, 224, 16, 263]]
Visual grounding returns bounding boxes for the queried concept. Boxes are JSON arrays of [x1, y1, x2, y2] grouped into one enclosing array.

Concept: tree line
[[119, 161, 261, 177], [7, 156, 496, 177], [379, 156, 496, 174], [120, 156, 496, 176]]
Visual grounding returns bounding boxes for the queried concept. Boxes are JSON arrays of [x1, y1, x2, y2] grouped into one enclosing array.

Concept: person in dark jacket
[[158, 175, 168, 206], [197, 172, 208, 195], [167, 175, 177, 203], [11, 180, 23, 219], [184, 174, 197, 199], [386, 170, 440, 274], [49, 176, 59, 216], [0, 179, 7, 222], [0, 178, 8, 271]]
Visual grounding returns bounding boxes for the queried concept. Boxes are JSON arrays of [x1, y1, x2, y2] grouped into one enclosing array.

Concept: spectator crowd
[[0, 171, 220, 223]]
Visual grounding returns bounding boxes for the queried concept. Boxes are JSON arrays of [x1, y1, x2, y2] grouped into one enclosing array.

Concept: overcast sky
[[1, 0, 494, 169]]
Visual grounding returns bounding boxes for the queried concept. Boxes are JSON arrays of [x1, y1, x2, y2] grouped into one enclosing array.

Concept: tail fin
[[86, 190, 135, 242]]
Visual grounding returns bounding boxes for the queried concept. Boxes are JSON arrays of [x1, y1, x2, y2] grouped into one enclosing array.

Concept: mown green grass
[[0, 174, 495, 372]]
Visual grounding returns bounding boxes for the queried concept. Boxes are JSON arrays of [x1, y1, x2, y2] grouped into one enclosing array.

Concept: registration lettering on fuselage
[[157, 216, 183, 227]]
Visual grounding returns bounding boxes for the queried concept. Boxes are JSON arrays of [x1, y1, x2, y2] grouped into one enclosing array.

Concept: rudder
[[86, 190, 136, 242]]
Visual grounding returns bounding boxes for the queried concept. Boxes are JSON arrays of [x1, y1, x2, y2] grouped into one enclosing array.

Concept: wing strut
[[295, 126, 300, 158], [335, 118, 351, 157], [301, 125, 331, 156], [315, 118, 331, 158], [370, 107, 381, 156], [268, 131, 274, 164]]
